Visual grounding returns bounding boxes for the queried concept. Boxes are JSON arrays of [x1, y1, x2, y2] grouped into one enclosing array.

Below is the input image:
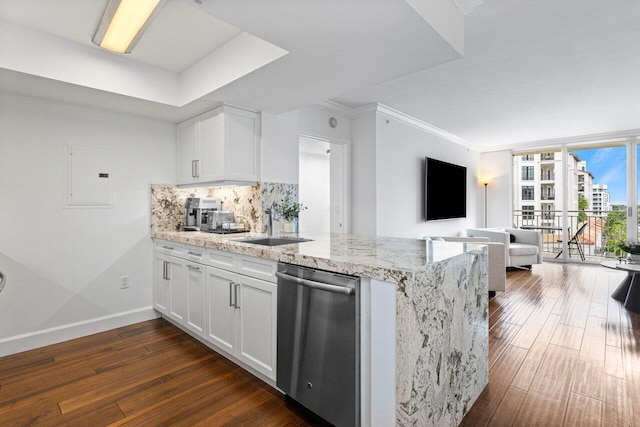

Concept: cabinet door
[[198, 113, 224, 182], [236, 275, 277, 380], [153, 254, 169, 314], [224, 110, 259, 182], [176, 121, 199, 185], [206, 267, 238, 356], [185, 263, 206, 337], [168, 257, 186, 324]]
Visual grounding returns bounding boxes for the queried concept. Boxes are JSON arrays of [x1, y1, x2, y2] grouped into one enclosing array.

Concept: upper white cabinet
[[176, 105, 260, 186]]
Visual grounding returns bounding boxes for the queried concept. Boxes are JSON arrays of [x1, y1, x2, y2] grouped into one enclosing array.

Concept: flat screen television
[[425, 157, 467, 221]]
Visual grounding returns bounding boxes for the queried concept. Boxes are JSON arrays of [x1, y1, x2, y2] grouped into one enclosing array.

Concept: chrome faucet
[[265, 208, 273, 237]]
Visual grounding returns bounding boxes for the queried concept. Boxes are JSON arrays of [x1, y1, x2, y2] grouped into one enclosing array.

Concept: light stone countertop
[[151, 230, 485, 287]]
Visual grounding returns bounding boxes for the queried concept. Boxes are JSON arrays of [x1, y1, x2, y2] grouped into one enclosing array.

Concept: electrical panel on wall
[[65, 144, 113, 207]]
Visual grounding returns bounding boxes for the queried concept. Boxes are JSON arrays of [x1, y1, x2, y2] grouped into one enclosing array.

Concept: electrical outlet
[[120, 276, 130, 289]]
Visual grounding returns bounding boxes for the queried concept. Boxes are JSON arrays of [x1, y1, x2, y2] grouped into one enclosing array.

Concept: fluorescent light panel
[[93, 0, 164, 54]]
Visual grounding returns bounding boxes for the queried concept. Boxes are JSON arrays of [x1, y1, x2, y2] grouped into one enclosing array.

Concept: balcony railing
[[541, 195, 556, 200], [541, 154, 555, 161], [540, 171, 556, 181], [513, 209, 628, 262]]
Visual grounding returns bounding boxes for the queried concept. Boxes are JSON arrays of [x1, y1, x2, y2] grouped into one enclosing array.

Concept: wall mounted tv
[[425, 157, 467, 221]]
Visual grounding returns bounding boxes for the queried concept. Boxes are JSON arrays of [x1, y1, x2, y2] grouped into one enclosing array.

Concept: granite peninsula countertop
[[151, 230, 486, 286]]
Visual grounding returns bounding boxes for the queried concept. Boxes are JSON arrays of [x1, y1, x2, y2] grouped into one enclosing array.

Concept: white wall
[[351, 112, 378, 235], [298, 105, 352, 142], [480, 150, 513, 228], [0, 92, 175, 355], [350, 107, 482, 238], [374, 112, 481, 238], [260, 110, 299, 184]]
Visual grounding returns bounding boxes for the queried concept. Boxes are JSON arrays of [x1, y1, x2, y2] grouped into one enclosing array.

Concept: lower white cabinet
[[205, 266, 277, 380], [153, 254, 170, 314], [153, 253, 186, 325], [153, 241, 278, 382], [185, 262, 206, 337], [235, 274, 277, 380], [206, 267, 237, 355]]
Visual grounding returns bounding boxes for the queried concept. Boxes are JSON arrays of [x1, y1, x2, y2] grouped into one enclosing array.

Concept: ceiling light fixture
[[92, 0, 166, 54]]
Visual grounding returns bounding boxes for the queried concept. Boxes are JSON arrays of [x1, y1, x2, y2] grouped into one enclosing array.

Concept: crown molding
[[374, 103, 472, 148], [313, 100, 360, 118], [333, 101, 473, 149]]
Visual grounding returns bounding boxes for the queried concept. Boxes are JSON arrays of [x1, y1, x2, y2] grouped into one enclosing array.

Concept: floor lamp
[[481, 177, 492, 228]]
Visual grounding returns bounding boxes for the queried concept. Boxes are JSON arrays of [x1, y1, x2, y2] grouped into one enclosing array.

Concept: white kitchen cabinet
[[153, 253, 170, 314], [176, 105, 260, 186], [153, 240, 277, 382], [206, 267, 238, 356], [154, 253, 186, 325], [167, 257, 186, 325], [236, 274, 277, 380], [205, 265, 277, 380], [185, 262, 206, 337], [176, 121, 199, 185]]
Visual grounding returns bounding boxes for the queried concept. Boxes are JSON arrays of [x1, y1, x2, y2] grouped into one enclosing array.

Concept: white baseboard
[[0, 307, 160, 357]]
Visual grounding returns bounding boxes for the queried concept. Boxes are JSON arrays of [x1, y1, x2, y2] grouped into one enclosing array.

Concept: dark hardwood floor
[[0, 318, 328, 426], [462, 262, 640, 427], [1, 262, 638, 426]]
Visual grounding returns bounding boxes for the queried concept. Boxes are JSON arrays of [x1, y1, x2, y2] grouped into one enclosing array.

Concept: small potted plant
[[275, 199, 307, 233], [618, 241, 640, 263]]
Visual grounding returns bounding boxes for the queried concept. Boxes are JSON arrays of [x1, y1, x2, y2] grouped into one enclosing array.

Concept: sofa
[[466, 227, 543, 269], [426, 236, 506, 292]]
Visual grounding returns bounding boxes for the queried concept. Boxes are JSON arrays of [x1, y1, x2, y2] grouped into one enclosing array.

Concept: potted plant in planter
[[618, 241, 640, 263], [274, 200, 307, 233]]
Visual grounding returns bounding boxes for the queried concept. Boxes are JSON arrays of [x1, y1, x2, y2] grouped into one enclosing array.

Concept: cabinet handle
[[162, 261, 168, 280], [229, 282, 234, 307], [166, 262, 171, 280], [191, 160, 196, 178], [162, 245, 174, 250], [188, 251, 201, 256], [234, 283, 240, 309], [195, 160, 199, 178], [187, 264, 200, 270]]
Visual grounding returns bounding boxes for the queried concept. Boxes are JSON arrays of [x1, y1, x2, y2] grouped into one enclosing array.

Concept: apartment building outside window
[[522, 205, 535, 220], [522, 166, 534, 180], [513, 144, 629, 263]]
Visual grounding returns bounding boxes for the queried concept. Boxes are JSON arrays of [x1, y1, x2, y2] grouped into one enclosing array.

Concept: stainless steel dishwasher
[[276, 263, 360, 427]]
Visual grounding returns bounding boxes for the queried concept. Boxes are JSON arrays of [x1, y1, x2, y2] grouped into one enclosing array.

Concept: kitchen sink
[[235, 237, 313, 246]]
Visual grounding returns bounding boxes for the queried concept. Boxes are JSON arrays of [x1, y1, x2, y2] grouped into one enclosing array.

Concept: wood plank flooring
[[1, 262, 638, 426], [0, 319, 329, 426], [462, 262, 640, 427]]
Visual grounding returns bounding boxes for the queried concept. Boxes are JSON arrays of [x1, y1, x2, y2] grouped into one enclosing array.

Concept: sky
[[571, 146, 627, 205]]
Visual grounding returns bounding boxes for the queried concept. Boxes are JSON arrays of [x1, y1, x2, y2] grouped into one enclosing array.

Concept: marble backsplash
[[151, 182, 299, 233]]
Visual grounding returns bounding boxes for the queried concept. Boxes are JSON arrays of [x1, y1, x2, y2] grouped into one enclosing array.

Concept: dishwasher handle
[[276, 271, 354, 295]]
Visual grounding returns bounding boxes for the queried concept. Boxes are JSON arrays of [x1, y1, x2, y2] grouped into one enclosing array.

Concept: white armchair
[[426, 236, 506, 292], [466, 228, 543, 269]]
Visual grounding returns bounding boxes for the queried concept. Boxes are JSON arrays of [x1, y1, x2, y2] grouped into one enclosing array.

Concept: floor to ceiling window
[[513, 142, 635, 263]]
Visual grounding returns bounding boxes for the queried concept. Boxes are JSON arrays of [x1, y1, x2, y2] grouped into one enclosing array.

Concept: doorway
[[298, 135, 349, 234]]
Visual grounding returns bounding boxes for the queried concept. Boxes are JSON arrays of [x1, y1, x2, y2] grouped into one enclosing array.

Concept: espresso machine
[[183, 197, 222, 231]]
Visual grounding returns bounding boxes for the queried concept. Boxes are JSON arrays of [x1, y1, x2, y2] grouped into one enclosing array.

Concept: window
[[522, 166, 534, 180], [522, 205, 535, 220], [522, 186, 534, 200], [522, 154, 534, 161], [541, 153, 555, 160]]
